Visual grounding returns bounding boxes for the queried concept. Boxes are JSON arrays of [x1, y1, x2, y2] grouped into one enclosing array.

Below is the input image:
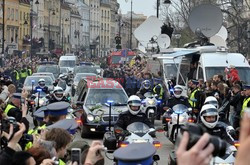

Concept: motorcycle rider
[[199, 104, 236, 144], [167, 85, 191, 109], [204, 96, 219, 108], [136, 80, 153, 99], [48, 86, 69, 104], [35, 78, 49, 94], [115, 95, 154, 131]]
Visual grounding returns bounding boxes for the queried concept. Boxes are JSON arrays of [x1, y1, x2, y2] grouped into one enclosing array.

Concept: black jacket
[[198, 122, 234, 145], [6, 103, 22, 122], [115, 111, 154, 130], [0, 147, 16, 165], [167, 96, 191, 109], [48, 96, 69, 104]]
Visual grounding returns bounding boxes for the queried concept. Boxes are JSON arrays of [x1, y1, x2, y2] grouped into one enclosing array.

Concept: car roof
[[86, 79, 123, 89], [38, 61, 57, 65]]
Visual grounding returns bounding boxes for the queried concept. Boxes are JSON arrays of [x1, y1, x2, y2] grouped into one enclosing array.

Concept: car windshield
[[24, 77, 53, 86], [205, 67, 250, 84], [126, 122, 150, 133], [37, 66, 59, 75], [74, 74, 97, 83], [164, 63, 178, 79], [60, 68, 68, 74], [60, 60, 76, 67], [85, 88, 127, 105], [74, 66, 98, 74], [172, 104, 188, 114], [111, 56, 121, 64]]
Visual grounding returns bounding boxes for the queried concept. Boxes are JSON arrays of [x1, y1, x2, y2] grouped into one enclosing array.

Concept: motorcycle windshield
[[172, 104, 188, 114], [126, 122, 150, 134], [144, 92, 154, 98], [35, 92, 47, 98]]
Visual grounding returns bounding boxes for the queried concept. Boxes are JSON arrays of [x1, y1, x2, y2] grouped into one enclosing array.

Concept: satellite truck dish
[[210, 35, 227, 47], [134, 16, 163, 47], [157, 34, 171, 49], [215, 26, 228, 41], [188, 4, 223, 38]]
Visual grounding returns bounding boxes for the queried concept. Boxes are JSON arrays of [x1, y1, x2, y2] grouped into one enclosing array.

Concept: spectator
[[12, 151, 36, 165], [27, 146, 51, 165]]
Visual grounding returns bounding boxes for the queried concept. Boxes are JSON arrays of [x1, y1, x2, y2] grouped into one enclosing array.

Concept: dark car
[[73, 66, 98, 75], [37, 64, 60, 78], [73, 78, 128, 138]]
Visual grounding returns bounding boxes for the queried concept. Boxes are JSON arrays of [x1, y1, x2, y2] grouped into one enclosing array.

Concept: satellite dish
[[215, 26, 228, 41], [188, 4, 223, 38], [157, 34, 170, 48], [210, 35, 227, 47], [134, 16, 163, 47]]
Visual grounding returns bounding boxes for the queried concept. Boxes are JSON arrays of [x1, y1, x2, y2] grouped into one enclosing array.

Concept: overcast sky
[[117, 0, 157, 17]]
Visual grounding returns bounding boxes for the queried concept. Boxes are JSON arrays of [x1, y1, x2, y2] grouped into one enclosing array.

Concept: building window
[[7, 8, 10, 20], [20, 11, 22, 21], [11, 8, 14, 20], [15, 9, 18, 21]]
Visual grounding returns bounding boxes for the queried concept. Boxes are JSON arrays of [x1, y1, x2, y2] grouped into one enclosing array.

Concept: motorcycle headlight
[[148, 100, 155, 105], [87, 114, 94, 122], [214, 163, 234, 165], [39, 100, 45, 105], [179, 116, 187, 123]]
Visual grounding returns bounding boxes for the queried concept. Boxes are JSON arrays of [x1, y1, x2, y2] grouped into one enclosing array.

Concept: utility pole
[[130, 0, 132, 50], [2, 0, 5, 54], [157, 0, 159, 18]]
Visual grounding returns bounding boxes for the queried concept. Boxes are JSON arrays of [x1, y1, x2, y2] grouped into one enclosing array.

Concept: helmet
[[142, 80, 151, 90], [53, 87, 64, 101], [38, 79, 45, 87], [200, 104, 219, 129], [204, 96, 219, 109], [127, 95, 141, 115], [59, 74, 67, 80], [173, 85, 183, 98]]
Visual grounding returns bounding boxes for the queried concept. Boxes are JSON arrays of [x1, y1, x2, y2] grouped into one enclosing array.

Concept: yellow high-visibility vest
[[189, 89, 198, 108], [241, 97, 250, 117], [4, 104, 16, 115]]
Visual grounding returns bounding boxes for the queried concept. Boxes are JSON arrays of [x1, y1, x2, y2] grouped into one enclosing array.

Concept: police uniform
[[115, 111, 154, 130], [48, 96, 70, 104], [241, 85, 250, 117], [47, 102, 70, 117], [188, 80, 203, 111], [114, 143, 156, 165], [4, 93, 22, 122], [47, 119, 78, 135]]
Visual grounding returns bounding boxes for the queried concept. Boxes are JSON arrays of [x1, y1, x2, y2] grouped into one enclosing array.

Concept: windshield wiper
[[112, 103, 127, 106]]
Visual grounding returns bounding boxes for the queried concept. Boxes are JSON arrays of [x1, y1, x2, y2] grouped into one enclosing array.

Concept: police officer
[[20, 65, 28, 84], [48, 87, 69, 104], [115, 95, 154, 131], [240, 85, 250, 117], [136, 80, 153, 99], [188, 80, 203, 114], [35, 79, 49, 94], [199, 104, 236, 144], [125, 73, 137, 96], [153, 79, 164, 120], [47, 102, 70, 124], [167, 85, 190, 109], [4, 93, 23, 122], [27, 66, 32, 76], [12, 68, 20, 86]]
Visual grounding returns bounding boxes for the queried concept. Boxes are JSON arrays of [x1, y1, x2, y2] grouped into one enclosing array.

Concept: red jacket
[[227, 68, 240, 82]]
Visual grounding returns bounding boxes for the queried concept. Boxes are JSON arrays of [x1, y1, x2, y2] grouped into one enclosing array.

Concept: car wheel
[[81, 126, 90, 138]]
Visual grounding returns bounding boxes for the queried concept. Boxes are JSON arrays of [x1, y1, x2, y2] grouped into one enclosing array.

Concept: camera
[[1, 117, 19, 133], [178, 123, 227, 157]]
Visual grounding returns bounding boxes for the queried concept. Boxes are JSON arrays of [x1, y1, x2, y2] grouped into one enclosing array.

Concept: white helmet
[[204, 96, 219, 109], [53, 86, 64, 101], [173, 85, 183, 98], [200, 104, 219, 129], [59, 74, 67, 80], [38, 78, 45, 87], [127, 95, 141, 115]]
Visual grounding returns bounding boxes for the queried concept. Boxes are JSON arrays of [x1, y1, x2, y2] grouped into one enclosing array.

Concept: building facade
[[61, 2, 71, 53]]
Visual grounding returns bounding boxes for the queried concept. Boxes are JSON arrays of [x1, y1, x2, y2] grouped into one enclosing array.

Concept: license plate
[[106, 127, 114, 131], [133, 139, 149, 143]]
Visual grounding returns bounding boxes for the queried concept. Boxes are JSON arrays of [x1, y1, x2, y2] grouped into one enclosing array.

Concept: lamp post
[[61, 18, 69, 52], [48, 9, 55, 52]]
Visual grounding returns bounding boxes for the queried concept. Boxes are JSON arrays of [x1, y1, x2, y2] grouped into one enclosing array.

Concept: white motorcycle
[[141, 92, 159, 125], [116, 122, 161, 149], [163, 104, 192, 143]]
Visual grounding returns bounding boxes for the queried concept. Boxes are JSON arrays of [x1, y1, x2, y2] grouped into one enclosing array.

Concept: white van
[[59, 55, 79, 72], [176, 46, 250, 86]]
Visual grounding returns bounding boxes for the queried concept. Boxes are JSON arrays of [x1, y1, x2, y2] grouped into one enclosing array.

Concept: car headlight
[[87, 114, 94, 122], [148, 100, 155, 105]]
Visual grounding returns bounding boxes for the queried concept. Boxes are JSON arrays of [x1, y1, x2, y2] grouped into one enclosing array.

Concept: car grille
[[102, 115, 119, 122]]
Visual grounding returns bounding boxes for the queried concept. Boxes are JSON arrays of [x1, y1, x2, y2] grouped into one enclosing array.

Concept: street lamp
[[157, 0, 171, 18], [61, 17, 69, 52], [48, 9, 56, 51], [174, 32, 181, 48]]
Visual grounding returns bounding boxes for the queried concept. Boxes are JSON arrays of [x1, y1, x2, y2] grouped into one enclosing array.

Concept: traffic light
[[115, 36, 122, 49], [161, 23, 174, 39]]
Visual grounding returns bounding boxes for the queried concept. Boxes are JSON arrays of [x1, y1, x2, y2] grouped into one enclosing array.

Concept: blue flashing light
[[37, 88, 42, 92], [157, 100, 161, 103], [31, 80, 35, 83], [107, 100, 114, 104], [170, 88, 174, 92]]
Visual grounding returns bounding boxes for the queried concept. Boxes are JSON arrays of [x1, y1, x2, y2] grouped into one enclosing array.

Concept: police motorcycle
[[57, 74, 73, 99], [103, 122, 161, 164], [162, 104, 193, 143], [141, 92, 160, 125]]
